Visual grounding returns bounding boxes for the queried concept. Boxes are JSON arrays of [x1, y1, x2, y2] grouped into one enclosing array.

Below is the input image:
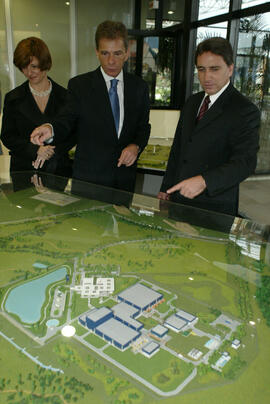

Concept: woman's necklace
[[29, 79, 52, 97]]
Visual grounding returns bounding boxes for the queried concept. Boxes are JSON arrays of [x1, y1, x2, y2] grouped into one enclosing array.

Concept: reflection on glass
[[198, 0, 230, 21], [142, 0, 184, 29], [77, 0, 134, 74], [162, 0, 185, 28], [127, 38, 137, 75], [10, 0, 70, 88], [140, 0, 156, 29], [193, 23, 228, 93], [142, 37, 175, 106], [234, 13, 270, 172], [0, 0, 9, 113], [241, 0, 267, 9]]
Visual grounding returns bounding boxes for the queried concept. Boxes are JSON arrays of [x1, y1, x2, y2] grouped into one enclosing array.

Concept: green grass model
[[0, 182, 269, 404]]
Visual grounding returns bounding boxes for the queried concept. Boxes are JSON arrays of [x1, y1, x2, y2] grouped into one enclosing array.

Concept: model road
[[74, 333, 197, 397]]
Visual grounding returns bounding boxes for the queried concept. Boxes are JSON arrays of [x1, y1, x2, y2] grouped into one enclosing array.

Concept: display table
[[0, 172, 269, 404]]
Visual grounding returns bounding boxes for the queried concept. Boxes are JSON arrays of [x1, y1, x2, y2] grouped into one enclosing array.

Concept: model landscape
[[0, 183, 269, 404], [137, 143, 170, 170]]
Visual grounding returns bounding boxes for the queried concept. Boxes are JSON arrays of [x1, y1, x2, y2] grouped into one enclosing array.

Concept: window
[[198, 0, 230, 20], [0, 0, 9, 110], [77, 0, 134, 74], [235, 12, 270, 172], [10, 0, 70, 87], [241, 0, 267, 10], [193, 22, 228, 93], [142, 36, 176, 106]]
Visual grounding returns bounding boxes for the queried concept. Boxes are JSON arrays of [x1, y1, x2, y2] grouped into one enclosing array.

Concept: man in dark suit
[[30, 21, 150, 192], [158, 37, 260, 216]]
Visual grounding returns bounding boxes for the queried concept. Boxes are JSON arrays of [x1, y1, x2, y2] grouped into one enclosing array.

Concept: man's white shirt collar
[[207, 81, 230, 107], [100, 66, 123, 84]]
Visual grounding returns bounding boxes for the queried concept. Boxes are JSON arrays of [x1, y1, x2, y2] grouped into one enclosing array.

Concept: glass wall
[[162, 0, 185, 28], [198, 0, 230, 20], [241, 0, 267, 9], [142, 36, 176, 106], [77, 0, 134, 74], [0, 0, 269, 172], [140, 0, 185, 30], [193, 22, 228, 93], [10, 0, 70, 87], [235, 12, 270, 172], [0, 0, 9, 111]]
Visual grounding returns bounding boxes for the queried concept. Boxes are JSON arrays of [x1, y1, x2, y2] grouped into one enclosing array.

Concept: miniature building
[[73, 276, 114, 298], [79, 306, 141, 350], [175, 310, 197, 324], [204, 337, 221, 350], [151, 324, 168, 338], [142, 341, 160, 358], [231, 339, 241, 349], [118, 283, 163, 312], [164, 314, 187, 332], [188, 348, 203, 360], [95, 318, 140, 350], [112, 302, 143, 331], [214, 352, 231, 371], [79, 307, 113, 329]]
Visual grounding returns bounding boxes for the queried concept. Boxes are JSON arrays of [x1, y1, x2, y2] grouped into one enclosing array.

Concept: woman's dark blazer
[[1, 79, 75, 176]]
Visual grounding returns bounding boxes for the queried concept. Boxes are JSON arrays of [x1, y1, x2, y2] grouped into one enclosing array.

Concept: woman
[[0, 37, 74, 176]]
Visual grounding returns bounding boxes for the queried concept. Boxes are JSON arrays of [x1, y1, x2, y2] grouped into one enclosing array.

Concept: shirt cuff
[[44, 123, 54, 144]]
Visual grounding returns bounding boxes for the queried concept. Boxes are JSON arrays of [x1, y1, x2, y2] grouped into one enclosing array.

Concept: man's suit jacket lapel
[[119, 71, 133, 140], [186, 93, 203, 136], [193, 83, 234, 134]]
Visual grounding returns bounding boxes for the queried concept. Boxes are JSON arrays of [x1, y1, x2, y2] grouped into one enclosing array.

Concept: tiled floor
[[0, 155, 269, 225]]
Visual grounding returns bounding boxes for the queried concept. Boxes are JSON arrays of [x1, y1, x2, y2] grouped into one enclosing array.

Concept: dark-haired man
[[30, 21, 150, 192], [158, 37, 260, 216]]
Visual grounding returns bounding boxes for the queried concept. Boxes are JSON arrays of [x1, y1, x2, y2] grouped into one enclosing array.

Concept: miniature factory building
[[164, 314, 187, 332], [151, 324, 169, 338], [112, 302, 143, 331], [176, 310, 197, 325], [118, 283, 163, 312], [79, 307, 113, 329], [79, 306, 141, 350], [142, 341, 160, 358], [96, 318, 140, 350]]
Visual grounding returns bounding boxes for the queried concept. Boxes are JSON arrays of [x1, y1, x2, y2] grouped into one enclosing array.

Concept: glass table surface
[[0, 171, 269, 404]]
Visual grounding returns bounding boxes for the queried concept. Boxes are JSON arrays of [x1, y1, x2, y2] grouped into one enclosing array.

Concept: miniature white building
[[73, 276, 114, 298], [214, 352, 231, 371], [188, 348, 203, 360], [231, 338, 241, 349]]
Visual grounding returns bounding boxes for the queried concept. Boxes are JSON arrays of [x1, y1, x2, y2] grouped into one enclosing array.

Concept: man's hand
[[157, 192, 170, 201], [30, 124, 52, 145], [167, 175, 206, 199], [118, 144, 139, 167], [32, 145, 55, 169]]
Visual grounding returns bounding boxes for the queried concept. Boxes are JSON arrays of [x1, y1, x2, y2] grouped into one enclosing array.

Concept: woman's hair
[[13, 37, 52, 71]]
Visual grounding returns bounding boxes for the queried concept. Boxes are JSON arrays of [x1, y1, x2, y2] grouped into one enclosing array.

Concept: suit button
[[183, 159, 187, 164], [189, 138, 192, 143]]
